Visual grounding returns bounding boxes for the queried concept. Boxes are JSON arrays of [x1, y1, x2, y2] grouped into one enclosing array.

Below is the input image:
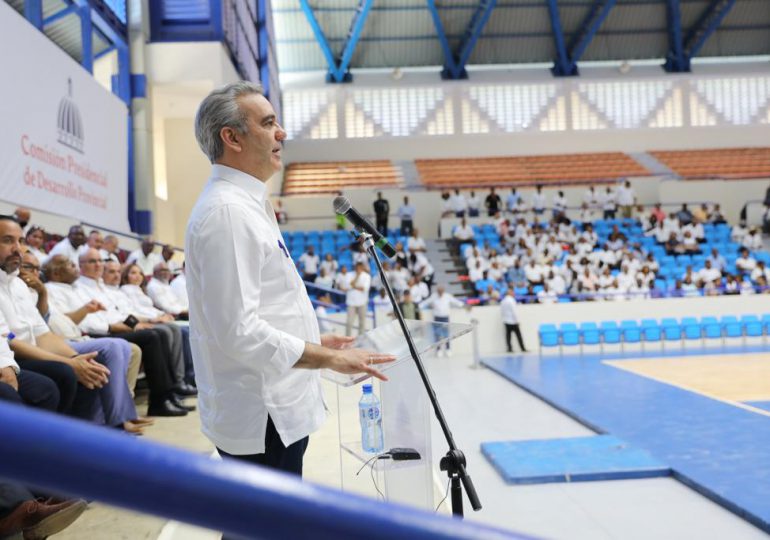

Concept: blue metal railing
[[0, 402, 523, 539]]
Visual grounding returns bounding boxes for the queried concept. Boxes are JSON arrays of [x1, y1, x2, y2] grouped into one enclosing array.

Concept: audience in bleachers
[[45, 225, 86, 265], [453, 192, 768, 304], [126, 237, 163, 276]]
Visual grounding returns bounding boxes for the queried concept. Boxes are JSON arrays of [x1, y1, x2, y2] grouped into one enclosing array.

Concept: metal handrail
[[0, 402, 522, 540]]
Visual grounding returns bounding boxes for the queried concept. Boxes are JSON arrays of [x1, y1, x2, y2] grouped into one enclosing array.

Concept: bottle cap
[[362, 384, 372, 393]]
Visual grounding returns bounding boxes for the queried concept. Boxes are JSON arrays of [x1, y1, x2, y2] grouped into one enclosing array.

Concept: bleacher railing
[[0, 401, 522, 539]]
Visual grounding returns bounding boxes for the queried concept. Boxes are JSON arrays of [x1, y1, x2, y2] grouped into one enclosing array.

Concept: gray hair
[[194, 81, 264, 163]]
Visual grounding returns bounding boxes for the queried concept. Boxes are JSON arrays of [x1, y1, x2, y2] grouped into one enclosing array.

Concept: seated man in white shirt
[[126, 237, 163, 276], [314, 267, 335, 289], [546, 270, 567, 295], [453, 218, 475, 247], [536, 283, 558, 304], [697, 260, 722, 288], [524, 260, 544, 285], [76, 230, 104, 258], [44, 225, 86, 266], [742, 228, 763, 251], [408, 276, 429, 304], [146, 263, 189, 319], [334, 265, 353, 290], [407, 228, 427, 253], [161, 244, 181, 275], [627, 278, 650, 300], [102, 235, 121, 263], [319, 253, 338, 277], [750, 261, 770, 284], [736, 248, 757, 273], [169, 264, 189, 311]]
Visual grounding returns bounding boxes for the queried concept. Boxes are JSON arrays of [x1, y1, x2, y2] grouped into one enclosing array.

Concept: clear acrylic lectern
[[323, 318, 472, 510]]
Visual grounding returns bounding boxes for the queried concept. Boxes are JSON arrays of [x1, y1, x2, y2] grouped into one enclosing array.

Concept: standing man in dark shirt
[[485, 187, 502, 217], [373, 192, 390, 237]]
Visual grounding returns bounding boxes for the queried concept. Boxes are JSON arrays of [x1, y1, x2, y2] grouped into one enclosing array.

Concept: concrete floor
[[53, 351, 768, 539]]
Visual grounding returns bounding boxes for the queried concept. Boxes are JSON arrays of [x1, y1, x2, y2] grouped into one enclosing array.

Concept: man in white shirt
[[616, 180, 635, 218], [419, 284, 466, 356], [334, 265, 353, 290], [453, 218, 475, 246], [344, 262, 371, 337], [43, 254, 187, 416], [449, 189, 467, 217], [146, 263, 189, 319], [531, 185, 547, 215], [76, 230, 104, 259], [408, 276, 430, 304], [44, 225, 86, 265], [126, 238, 163, 276], [697, 260, 722, 287], [298, 245, 320, 283], [161, 244, 182, 275], [500, 288, 527, 353], [536, 283, 558, 304], [186, 82, 393, 476], [397, 196, 416, 236], [466, 190, 481, 217], [102, 235, 121, 263], [169, 266, 189, 311], [407, 228, 427, 253], [736, 248, 757, 273]]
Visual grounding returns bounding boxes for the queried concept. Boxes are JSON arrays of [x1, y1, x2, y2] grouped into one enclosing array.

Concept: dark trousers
[[400, 219, 413, 237], [114, 330, 174, 404], [505, 323, 527, 352], [15, 359, 77, 415], [217, 416, 309, 477], [16, 370, 60, 412], [376, 215, 388, 236]]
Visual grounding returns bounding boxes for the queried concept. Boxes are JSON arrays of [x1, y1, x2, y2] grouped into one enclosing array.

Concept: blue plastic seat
[[600, 321, 621, 344], [720, 316, 742, 338], [560, 323, 580, 347], [762, 314, 770, 334], [741, 315, 763, 338], [681, 317, 702, 340], [661, 318, 681, 341], [700, 316, 721, 339], [539, 324, 559, 349], [579, 322, 600, 346], [641, 320, 662, 343], [621, 320, 641, 344]]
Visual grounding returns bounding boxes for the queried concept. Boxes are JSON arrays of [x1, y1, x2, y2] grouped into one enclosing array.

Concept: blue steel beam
[[426, 0, 458, 78], [74, 0, 94, 72], [663, 0, 685, 72], [428, 0, 497, 80], [24, 0, 43, 29], [334, 0, 374, 83], [451, 0, 497, 80], [549, 0, 615, 76], [684, 0, 736, 59], [664, 0, 736, 72], [546, 0, 573, 76], [299, 0, 372, 83], [568, 0, 616, 63]]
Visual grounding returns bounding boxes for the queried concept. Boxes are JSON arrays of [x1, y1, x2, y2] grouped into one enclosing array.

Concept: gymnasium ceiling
[[272, 0, 770, 74]]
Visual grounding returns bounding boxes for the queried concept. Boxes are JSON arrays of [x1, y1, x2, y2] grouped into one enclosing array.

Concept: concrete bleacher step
[[426, 239, 470, 297]]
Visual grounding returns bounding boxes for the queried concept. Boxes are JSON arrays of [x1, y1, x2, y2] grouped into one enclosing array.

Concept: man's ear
[[220, 127, 242, 153]]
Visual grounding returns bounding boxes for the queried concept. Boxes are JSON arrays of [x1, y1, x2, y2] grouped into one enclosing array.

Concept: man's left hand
[[321, 334, 355, 350]]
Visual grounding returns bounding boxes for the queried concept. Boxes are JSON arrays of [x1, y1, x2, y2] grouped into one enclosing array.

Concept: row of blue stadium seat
[[539, 315, 770, 351]]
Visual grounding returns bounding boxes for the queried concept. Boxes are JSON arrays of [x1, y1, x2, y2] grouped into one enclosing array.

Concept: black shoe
[[173, 383, 198, 396], [147, 399, 188, 417], [170, 395, 196, 412]]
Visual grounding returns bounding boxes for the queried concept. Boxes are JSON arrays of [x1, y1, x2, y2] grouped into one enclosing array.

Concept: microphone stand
[[358, 231, 481, 517]]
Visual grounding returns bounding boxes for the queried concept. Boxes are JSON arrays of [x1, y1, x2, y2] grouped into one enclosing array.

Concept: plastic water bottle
[[359, 384, 384, 453]]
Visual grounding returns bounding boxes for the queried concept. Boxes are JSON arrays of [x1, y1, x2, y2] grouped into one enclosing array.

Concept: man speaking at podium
[[186, 82, 394, 477]]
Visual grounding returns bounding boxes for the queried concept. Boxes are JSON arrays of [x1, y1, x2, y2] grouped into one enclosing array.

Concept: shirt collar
[[78, 276, 102, 289], [210, 164, 267, 204]]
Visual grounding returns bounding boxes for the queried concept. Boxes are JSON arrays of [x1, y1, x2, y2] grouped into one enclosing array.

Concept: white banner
[[0, 2, 129, 232]]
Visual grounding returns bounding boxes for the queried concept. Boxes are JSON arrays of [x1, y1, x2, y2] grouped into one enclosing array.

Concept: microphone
[[333, 196, 397, 259]]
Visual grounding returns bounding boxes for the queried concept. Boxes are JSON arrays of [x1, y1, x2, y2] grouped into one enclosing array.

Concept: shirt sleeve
[[0, 315, 19, 374], [192, 205, 306, 386]]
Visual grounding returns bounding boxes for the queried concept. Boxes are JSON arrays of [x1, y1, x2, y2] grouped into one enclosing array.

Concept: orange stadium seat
[[282, 160, 404, 195]]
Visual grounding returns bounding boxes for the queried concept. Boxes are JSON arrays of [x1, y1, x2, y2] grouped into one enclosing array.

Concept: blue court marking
[[745, 401, 770, 413], [481, 435, 670, 485], [482, 348, 770, 533]]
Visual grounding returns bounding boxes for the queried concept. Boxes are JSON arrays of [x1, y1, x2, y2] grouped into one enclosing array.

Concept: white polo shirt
[[185, 164, 324, 455]]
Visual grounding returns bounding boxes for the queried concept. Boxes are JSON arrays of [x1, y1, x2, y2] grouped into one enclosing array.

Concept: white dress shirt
[[0, 270, 49, 346], [126, 250, 164, 276], [419, 292, 464, 317], [146, 279, 186, 316], [531, 192, 547, 211], [299, 253, 320, 274], [0, 310, 20, 374], [500, 295, 519, 324], [345, 271, 371, 307], [185, 164, 324, 455], [119, 284, 165, 320], [44, 238, 79, 265], [169, 274, 189, 311], [46, 281, 119, 335]]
